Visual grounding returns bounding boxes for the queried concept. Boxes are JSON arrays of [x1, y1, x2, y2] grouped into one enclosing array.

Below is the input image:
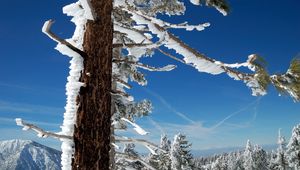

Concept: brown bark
[[72, 0, 113, 169]]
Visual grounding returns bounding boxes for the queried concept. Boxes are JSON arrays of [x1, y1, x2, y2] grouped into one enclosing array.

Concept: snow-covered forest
[[12, 0, 300, 169], [112, 124, 300, 170], [194, 126, 300, 170]]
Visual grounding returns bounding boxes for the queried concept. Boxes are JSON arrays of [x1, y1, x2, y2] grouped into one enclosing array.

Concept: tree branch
[[113, 58, 176, 72], [116, 152, 156, 170], [113, 42, 154, 48], [115, 136, 166, 153], [111, 89, 131, 98], [42, 19, 87, 58], [15, 118, 72, 140], [156, 48, 187, 64], [113, 75, 132, 89]]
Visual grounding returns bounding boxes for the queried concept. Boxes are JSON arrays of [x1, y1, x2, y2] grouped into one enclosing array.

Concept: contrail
[[210, 97, 261, 130], [143, 88, 196, 124], [143, 87, 261, 132], [147, 117, 165, 134]]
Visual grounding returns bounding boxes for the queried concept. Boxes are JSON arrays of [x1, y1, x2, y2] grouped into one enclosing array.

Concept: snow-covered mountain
[[0, 139, 61, 170]]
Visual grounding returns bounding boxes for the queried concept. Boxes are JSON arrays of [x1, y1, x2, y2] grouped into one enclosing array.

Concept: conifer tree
[[211, 155, 228, 170], [270, 129, 289, 170], [227, 151, 244, 170], [157, 135, 172, 170], [148, 134, 172, 170], [211, 157, 222, 170], [118, 143, 144, 169], [170, 133, 194, 170], [252, 145, 269, 170], [286, 125, 300, 169], [243, 140, 254, 170]]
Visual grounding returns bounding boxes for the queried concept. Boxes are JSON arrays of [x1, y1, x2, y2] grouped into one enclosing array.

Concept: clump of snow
[[55, 42, 84, 170], [190, 0, 200, 5], [121, 118, 149, 135], [245, 77, 267, 96], [15, 118, 23, 126], [246, 54, 257, 71], [79, 0, 95, 20], [145, 145, 157, 155], [15, 118, 30, 131], [55, 2, 87, 170], [112, 143, 120, 149], [214, 6, 227, 16], [114, 24, 150, 44]]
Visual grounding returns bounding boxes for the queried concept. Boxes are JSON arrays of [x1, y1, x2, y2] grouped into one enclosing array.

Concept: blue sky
[[0, 0, 300, 151]]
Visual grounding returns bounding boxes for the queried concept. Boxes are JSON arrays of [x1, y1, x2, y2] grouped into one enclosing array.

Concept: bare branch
[[42, 19, 87, 58], [15, 118, 72, 140]]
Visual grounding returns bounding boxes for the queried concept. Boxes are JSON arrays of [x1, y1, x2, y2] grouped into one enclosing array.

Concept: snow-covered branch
[[113, 58, 176, 72], [114, 23, 151, 44], [113, 42, 154, 48], [113, 76, 132, 89], [156, 48, 188, 64], [121, 118, 149, 135], [122, 7, 288, 97], [115, 137, 166, 154], [42, 20, 87, 58], [111, 89, 131, 98], [15, 118, 72, 140], [116, 152, 156, 170]]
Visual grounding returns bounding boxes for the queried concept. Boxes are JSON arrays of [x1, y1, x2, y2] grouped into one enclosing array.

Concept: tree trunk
[[72, 0, 113, 169]]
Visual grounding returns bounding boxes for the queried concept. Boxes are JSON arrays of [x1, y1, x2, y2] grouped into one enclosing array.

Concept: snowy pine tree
[[286, 125, 300, 169], [270, 129, 289, 170], [227, 151, 245, 170], [147, 134, 172, 170], [157, 135, 172, 170], [116, 143, 144, 170], [252, 145, 269, 170], [243, 140, 254, 170], [170, 133, 194, 170], [211, 155, 228, 170], [211, 157, 223, 170]]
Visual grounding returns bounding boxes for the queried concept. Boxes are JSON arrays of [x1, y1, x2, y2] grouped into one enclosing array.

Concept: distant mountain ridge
[[192, 144, 277, 157], [0, 139, 61, 170]]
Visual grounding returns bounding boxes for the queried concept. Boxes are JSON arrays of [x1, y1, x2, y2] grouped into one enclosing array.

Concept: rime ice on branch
[[42, 2, 88, 170], [114, 0, 300, 101]]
